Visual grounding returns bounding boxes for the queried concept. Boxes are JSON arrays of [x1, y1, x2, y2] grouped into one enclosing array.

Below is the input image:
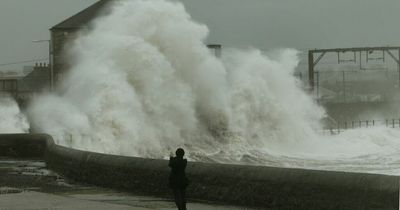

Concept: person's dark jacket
[[168, 156, 189, 189]]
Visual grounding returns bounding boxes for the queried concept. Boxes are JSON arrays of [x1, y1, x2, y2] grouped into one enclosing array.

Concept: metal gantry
[[308, 46, 400, 91]]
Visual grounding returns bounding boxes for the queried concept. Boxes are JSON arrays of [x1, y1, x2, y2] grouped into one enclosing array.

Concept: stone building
[[50, 0, 221, 84], [50, 0, 114, 83]]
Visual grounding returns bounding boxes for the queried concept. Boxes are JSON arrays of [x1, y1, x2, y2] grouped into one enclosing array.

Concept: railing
[[323, 118, 400, 135]]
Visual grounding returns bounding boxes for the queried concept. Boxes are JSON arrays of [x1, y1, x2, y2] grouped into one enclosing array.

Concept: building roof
[[51, 0, 115, 30]]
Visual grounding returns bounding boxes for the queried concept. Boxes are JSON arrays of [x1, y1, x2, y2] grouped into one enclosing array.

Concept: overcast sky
[[1, 0, 400, 71]]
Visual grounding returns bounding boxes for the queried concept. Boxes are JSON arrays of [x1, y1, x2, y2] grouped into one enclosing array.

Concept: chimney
[[207, 44, 222, 58]]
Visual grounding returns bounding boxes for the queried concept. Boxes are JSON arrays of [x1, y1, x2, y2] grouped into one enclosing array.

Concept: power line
[[0, 58, 48, 67]]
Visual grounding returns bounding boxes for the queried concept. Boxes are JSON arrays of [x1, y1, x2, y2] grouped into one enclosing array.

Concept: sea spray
[[26, 0, 400, 175], [28, 0, 324, 159], [0, 96, 29, 133]]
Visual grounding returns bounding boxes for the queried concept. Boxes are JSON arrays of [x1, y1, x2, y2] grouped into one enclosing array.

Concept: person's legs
[[181, 188, 187, 210], [173, 188, 184, 210]]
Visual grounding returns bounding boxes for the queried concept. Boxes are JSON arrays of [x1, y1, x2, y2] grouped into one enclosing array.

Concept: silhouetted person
[[169, 148, 188, 210]]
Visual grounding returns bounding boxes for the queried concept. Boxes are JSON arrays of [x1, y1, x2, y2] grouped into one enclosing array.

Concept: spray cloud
[[28, 0, 324, 159], [27, 0, 400, 176], [0, 96, 29, 133]]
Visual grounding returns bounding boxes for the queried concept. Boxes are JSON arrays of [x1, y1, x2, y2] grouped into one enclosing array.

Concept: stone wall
[[0, 134, 49, 158], [0, 134, 398, 209]]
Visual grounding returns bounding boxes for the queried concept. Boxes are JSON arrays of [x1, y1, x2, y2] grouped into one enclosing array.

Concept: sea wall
[[0, 134, 398, 210], [0, 134, 49, 158]]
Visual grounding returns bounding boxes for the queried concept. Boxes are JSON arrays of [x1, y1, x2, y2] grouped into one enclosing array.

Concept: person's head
[[176, 148, 185, 158]]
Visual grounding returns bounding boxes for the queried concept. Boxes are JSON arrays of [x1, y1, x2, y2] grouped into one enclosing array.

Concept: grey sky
[[1, 0, 400, 71], [185, 0, 400, 50], [0, 0, 97, 71]]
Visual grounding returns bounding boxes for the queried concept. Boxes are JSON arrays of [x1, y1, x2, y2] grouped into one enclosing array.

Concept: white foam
[[0, 96, 29, 133], [27, 0, 400, 175]]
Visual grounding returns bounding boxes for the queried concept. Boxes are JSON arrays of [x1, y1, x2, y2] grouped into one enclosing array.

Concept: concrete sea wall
[[0, 134, 398, 210]]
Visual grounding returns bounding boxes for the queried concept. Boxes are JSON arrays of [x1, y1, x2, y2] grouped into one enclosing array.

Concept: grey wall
[[0, 133, 398, 209]]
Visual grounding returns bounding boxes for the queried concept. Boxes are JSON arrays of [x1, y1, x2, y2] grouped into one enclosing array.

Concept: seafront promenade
[[0, 158, 253, 210]]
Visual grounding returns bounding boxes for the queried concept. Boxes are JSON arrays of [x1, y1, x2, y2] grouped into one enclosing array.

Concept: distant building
[[23, 66, 35, 75], [20, 63, 51, 93], [0, 63, 50, 99]]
